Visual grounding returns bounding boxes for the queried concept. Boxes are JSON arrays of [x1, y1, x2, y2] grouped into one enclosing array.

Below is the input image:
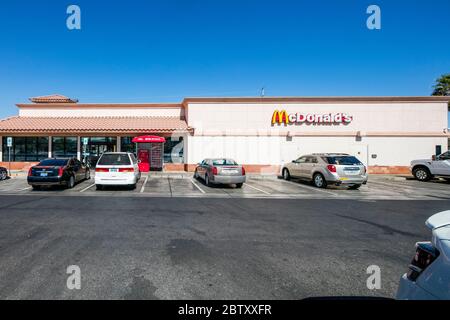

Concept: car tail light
[[327, 165, 337, 173], [28, 167, 33, 177], [242, 167, 246, 176], [119, 168, 134, 172], [95, 168, 109, 173], [58, 167, 65, 176], [363, 166, 367, 174], [212, 166, 218, 175], [407, 242, 439, 281]]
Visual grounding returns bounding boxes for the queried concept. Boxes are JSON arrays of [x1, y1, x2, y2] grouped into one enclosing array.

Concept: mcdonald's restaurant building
[[0, 95, 449, 174]]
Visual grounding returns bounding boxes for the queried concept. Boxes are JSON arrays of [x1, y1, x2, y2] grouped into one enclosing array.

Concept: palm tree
[[432, 74, 450, 96]]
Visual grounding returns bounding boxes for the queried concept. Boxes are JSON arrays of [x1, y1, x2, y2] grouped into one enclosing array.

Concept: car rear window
[[98, 154, 131, 166], [324, 156, 362, 165], [212, 159, 238, 166], [38, 159, 69, 166]]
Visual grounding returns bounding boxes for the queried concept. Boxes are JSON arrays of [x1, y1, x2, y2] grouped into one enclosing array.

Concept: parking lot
[[1, 173, 450, 200], [1, 172, 450, 299]]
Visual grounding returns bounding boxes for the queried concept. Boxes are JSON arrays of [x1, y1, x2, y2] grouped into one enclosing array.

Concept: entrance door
[[138, 149, 150, 172]]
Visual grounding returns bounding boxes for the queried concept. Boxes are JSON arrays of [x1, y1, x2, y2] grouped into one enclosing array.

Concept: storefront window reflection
[[120, 136, 135, 154], [80, 137, 117, 167], [2, 137, 48, 162], [52, 137, 77, 158], [164, 137, 184, 163]]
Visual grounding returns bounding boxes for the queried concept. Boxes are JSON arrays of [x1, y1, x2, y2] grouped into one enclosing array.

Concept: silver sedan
[[194, 158, 246, 188]]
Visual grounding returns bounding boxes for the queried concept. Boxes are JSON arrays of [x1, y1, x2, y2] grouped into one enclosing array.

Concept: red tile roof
[[0, 116, 191, 134], [29, 94, 78, 104]]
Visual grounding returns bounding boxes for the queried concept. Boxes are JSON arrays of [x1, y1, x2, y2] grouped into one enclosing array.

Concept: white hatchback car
[[397, 210, 450, 300], [95, 152, 141, 190]]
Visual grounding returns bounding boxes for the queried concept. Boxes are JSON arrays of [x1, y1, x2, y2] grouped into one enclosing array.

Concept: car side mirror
[[292, 160, 296, 163], [432, 155, 437, 161]]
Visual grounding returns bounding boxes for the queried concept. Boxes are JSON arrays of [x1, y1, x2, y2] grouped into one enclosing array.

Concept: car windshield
[[325, 156, 362, 165], [98, 154, 131, 166], [212, 159, 238, 166], [38, 159, 69, 166]]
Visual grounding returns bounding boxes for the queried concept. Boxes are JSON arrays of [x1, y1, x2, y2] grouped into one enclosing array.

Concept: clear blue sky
[[0, 0, 449, 121]]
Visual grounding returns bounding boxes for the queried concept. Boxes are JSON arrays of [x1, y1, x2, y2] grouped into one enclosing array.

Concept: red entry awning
[[132, 135, 166, 143]]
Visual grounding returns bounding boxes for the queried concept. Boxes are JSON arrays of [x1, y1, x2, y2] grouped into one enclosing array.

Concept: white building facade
[[0, 95, 448, 174]]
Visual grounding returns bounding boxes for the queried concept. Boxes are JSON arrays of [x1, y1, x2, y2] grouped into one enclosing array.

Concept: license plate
[[109, 169, 118, 173], [344, 170, 360, 175], [224, 170, 238, 174], [40, 172, 48, 177]]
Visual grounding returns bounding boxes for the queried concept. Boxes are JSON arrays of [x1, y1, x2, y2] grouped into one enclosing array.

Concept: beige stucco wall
[[19, 106, 184, 118], [187, 135, 447, 167]]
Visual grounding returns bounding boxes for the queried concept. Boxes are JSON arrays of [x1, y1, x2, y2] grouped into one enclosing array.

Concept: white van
[[95, 152, 141, 190]]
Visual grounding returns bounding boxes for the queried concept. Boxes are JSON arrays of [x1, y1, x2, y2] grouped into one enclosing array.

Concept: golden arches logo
[[271, 110, 290, 125]]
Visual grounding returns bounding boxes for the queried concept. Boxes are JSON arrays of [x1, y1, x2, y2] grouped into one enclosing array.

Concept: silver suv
[[281, 153, 368, 189], [411, 151, 450, 182]]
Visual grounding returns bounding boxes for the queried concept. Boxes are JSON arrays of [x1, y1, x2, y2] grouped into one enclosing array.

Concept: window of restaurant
[[120, 136, 135, 154], [2, 137, 48, 162], [164, 137, 184, 163], [80, 137, 117, 167], [52, 137, 77, 158]]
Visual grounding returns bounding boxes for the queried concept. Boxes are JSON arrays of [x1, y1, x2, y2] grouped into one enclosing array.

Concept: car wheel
[[348, 184, 361, 190], [313, 173, 327, 188], [205, 174, 211, 187], [413, 167, 431, 182], [85, 170, 90, 180], [96, 184, 103, 191], [0, 171, 6, 180], [282, 168, 291, 181], [236, 183, 243, 188], [32, 185, 41, 191], [67, 176, 75, 189], [129, 184, 137, 190]]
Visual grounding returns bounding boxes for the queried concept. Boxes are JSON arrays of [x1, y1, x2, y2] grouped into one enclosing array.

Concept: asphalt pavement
[[0, 191, 448, 299]]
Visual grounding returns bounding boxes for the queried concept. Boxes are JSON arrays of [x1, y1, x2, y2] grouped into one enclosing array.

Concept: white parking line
[[18, 187, 32, 191], [80, 184, 96, 193], [244, 183, 271, 195], [282, 179, 337, 196], [140, 176, 149, 193], [191, 179, 206, 194]]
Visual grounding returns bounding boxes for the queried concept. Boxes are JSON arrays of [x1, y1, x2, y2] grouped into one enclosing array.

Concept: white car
[[397, 210, 450, 300], [411, 151, 450, 181], [95, 152, 141, 190]]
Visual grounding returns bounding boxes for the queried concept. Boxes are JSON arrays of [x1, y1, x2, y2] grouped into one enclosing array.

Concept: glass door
[[81, 137, 117, 167]]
